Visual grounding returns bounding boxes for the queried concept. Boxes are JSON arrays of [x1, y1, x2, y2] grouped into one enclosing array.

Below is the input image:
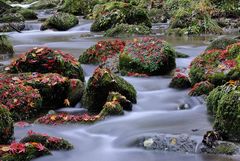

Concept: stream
[[2, 14, 240, 161]]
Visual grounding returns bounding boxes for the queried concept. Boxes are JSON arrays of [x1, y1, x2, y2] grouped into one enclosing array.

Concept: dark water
[[2, 16, 240, 161]]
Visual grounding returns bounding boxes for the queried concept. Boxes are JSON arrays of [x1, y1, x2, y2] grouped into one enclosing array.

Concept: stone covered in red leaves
[[189, 42, 240, 86], [0, 82, 42, 121], [0, 142, 51, 161], [119, 37, 176, 75], [169, 72, 191, 89], [79, 39, 125, 64], [0, 104, 14, 144], [0, 73, 84, 108], [20, 130, 73, 150], [189, 81, 215, 96], [35, 113, 101, 125], [6, 47, 84, 82]]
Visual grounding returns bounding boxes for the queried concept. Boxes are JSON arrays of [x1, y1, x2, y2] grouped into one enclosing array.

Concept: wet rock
[[41, 12, 79, 31], [30, 0, 61, 10], [119, 37, 176, 76], [104, 24, 151, 37], [175, 51, 189, 58], [81, 67, 137, 114], [67, 79, 85, 106], [137, 134, 197, 153], [0, 104, 14, 144], [6, 47, 85, 81], [189, 81, 214, 96], [178, 103, 190, 110], [19, 9, 38, 20], [205, 37, 238, 51]]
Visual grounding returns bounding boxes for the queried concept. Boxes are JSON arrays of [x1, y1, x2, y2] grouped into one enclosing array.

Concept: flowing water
[[2, 14, 240, 161]]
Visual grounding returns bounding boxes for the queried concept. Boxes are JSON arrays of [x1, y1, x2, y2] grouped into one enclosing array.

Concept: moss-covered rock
[[205, 37, 238, 51], [90, 2, 151, 32], [0, 83, 42, 121], [189, 43, 240, 86], [0, 73, 84, 108], [41, 12, 78, 31], [18, 9, 37, 20], [60, 0, 98, 16], [213, 81, 240, 141], [106, 92, 132, 111], [0, 104, 14, 144], [169, 73, 191, 89], [167, 1, 223, 35], [176, 51, 189, 58], [119, 37, 176, 75], [189, 81, 214, 96], [1, 142, 51, 161], [79, 39, 125, 64], [81, 67, 137, 114], [6, 47, 84, 81], [104, 23, 151, 37], [0, 35, 14, 58], [207, 86, 225, 115], [99, 101, 124, 117], [20, 131, 73, 150]]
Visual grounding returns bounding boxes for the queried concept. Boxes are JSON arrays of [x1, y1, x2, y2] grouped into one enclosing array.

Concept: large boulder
[[79, 39, 126, 64], [41, 12, 79, 31], [189, 42, 240, 86], [212, 80, 240, 142], [90, 2, 151, 32], [119, 37, 176, 75], [104, 24, 151, 37], [81, 67, 137, 114], [0, 35, 14, 59], [0, 73, 84, 108], [19, 9, 38, 20], [0, 82, 42, 121], [6, 47, 85, 81], [30, 0, 61, 9], [169, 72, 191, 89], [188, 81, 214, 96], [0, 104, 14, 144]]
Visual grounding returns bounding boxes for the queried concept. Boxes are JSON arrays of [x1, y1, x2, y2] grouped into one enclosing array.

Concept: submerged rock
[[119, 37, 176, 75], [81, 67, 137, 114], [6, 47, 85, 81], [41, 12, 79, 31], [0, 104, 14, 144], [104, 24, 151, 37]]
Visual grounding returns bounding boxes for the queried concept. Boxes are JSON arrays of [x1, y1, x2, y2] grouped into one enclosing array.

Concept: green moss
[[169, 73, 191, 89], [81, 67, 137, 114], [0, 104, 14, 144], [30, 0, 60, 9], [20, 134, 73, 150], [41, 12, 79, 31], [0, 35, 14, 57], [176, 51, 189, 58], [207, 86, 225, 115], [19, 9, 37, 20], [214, 89, 240, 141], [104, 23, 151, 37], [99, 101, 124, 117], [189, 81, 214, 96], [214, 143, 236, 155], [119, 37, 176, 75], [205, 38, 238, 51]]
